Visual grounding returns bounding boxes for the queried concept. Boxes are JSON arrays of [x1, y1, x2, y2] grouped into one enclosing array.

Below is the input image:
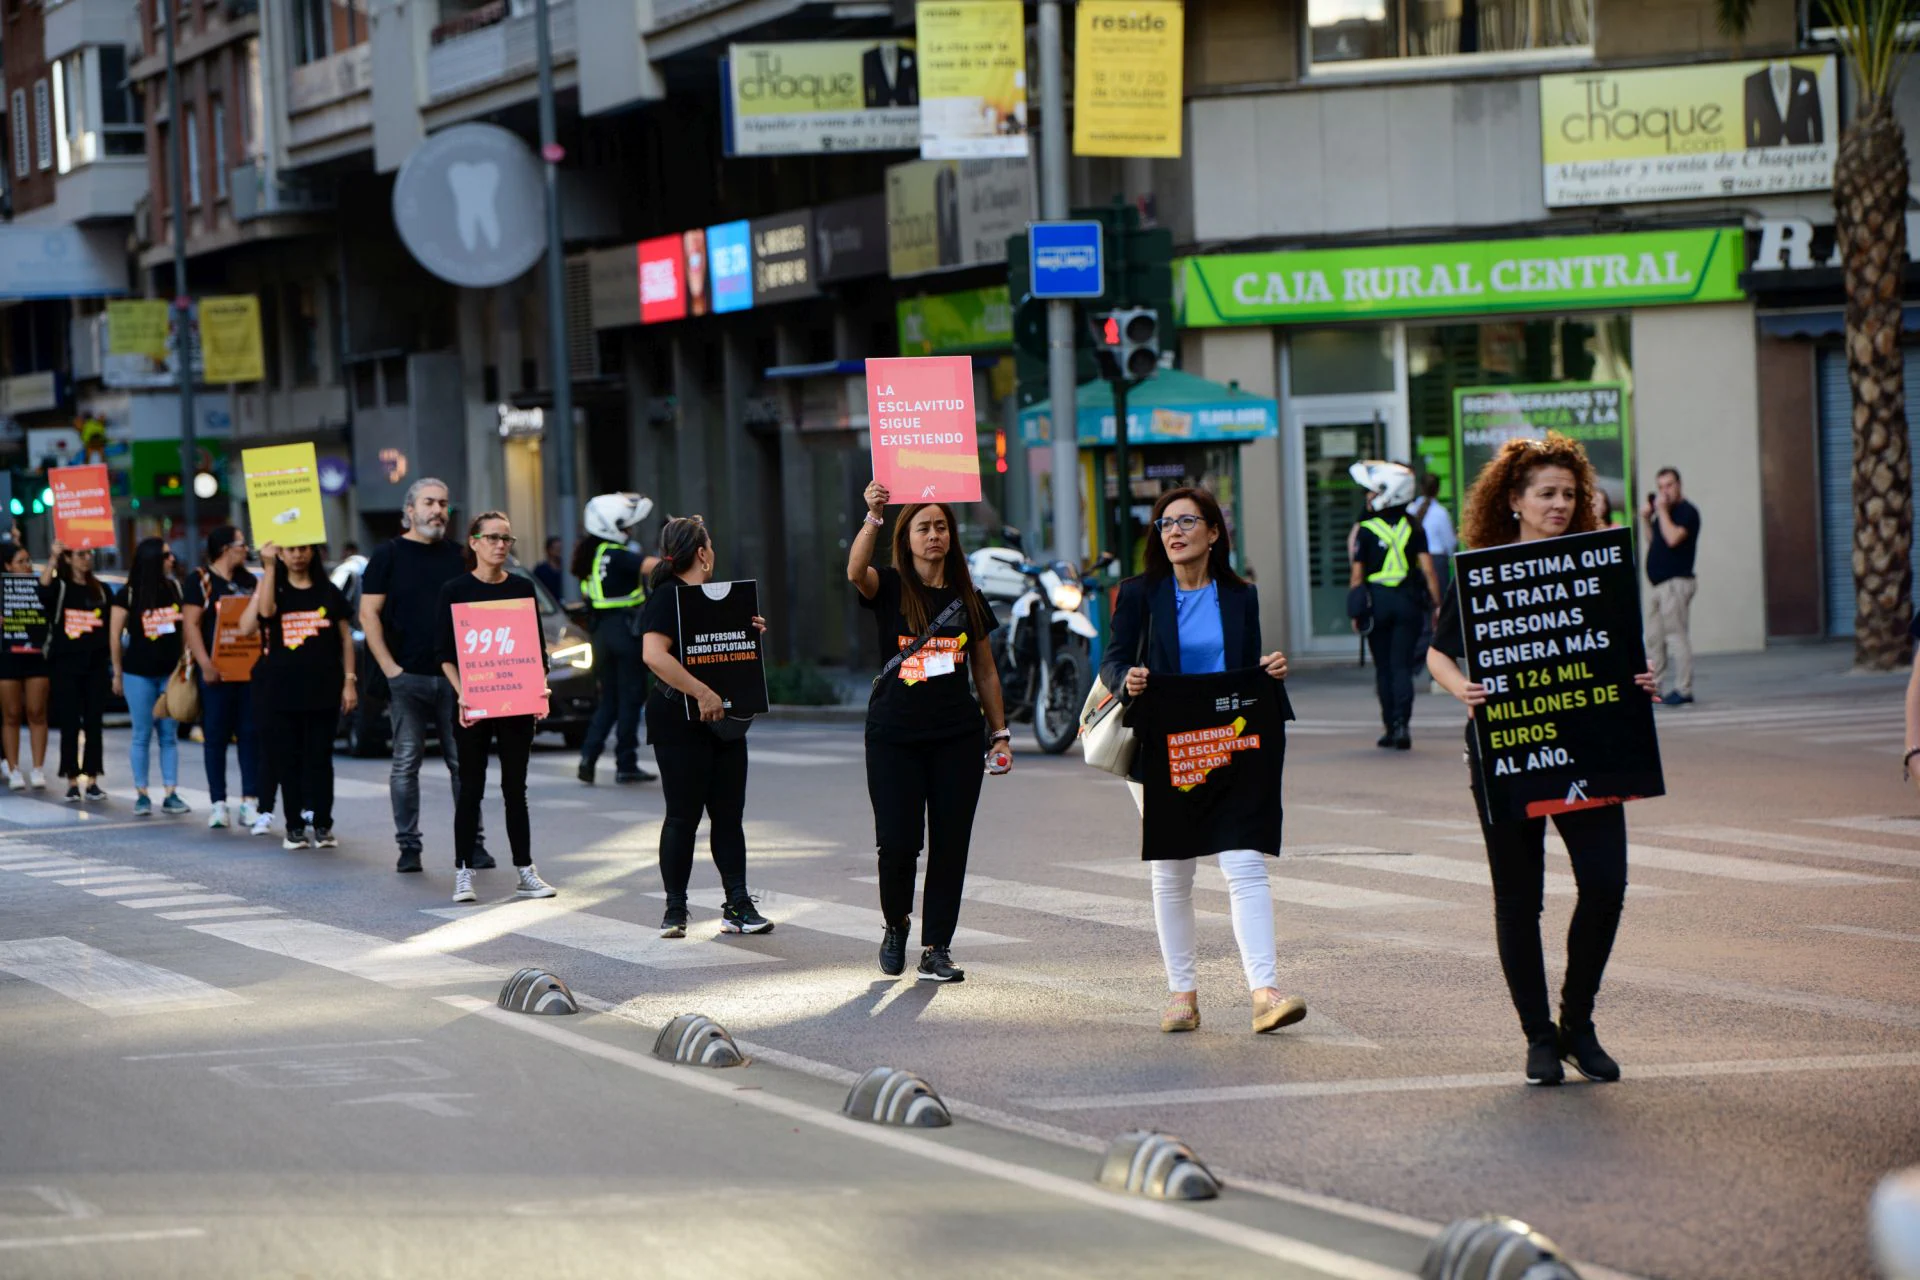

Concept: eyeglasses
[[476, 533, 517, 547], [1153, 515, 1207, 534]]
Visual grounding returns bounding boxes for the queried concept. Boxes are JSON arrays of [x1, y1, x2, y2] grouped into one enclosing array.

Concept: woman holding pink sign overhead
[[437, 512, 556, 907]]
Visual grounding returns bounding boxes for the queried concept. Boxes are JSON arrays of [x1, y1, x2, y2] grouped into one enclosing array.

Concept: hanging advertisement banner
[[242, 442, 328, 548], [49, 464, 115, 550], [106, 299, 170, 359], [866, 354, 982, 503], [1540, 57, 1837, 207], [897, 285, 1012, 355], [199, 296, 266, 383], [915, 1, 1029, 158], [1073, 0, 1184, 159], [886, 157, 1032, 278], [815, 194, 890, 282], [1453, 383, 1634, 525], [750, 211, 821, 304], [708, 220, 754, 313], [726, 40, 920, 156], [638, 235, 688, 324]]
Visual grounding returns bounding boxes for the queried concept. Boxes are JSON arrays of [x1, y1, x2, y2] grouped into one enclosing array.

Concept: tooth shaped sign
[[393, 123, 545, 289]]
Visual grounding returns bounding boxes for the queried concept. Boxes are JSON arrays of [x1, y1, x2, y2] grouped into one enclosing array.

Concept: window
[[287, 281, 321, 386], [258, 282, 282, 388], [1307, 0, 1591, 67], [98, 47, 146, 156], [212, 100, 227, 197], [292, 0, 332, 64], [33, 79, 53, 170], [10, 89, 27, 179], [185, 106, 201, 205]]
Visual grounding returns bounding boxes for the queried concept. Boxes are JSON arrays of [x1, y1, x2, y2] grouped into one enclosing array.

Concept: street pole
[[163, 2, 196, 549], [536, 0, 578, 557], [1112, 378, 1130, 574], [1036, 0, 1079, 569]]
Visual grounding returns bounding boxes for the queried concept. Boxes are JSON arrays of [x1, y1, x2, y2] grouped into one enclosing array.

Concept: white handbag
[[1079, 610, 1149, 777]]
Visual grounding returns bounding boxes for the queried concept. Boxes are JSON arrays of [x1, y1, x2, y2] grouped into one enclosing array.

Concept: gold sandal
[[1253, 990, 1307, 1034], [1161, 992, 1200, 1033]]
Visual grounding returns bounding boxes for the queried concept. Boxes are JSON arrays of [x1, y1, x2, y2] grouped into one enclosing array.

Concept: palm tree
[[1722, 0, 1916, 667]]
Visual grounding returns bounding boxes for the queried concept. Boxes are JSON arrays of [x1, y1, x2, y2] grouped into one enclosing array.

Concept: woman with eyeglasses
[[0, 540, 51, 792], [1100, 487, 1304, 1036], [437, 513, 557, 905], [41, 540, 111, 803], [1427, 434, 1659, 1086], [182, 525, 260, 830], [109, 537, 190, 818]]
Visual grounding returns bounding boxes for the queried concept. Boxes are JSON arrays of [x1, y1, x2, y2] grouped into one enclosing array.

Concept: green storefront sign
[[897, 285, 1012, 356], [1453, 383, 1633, 531], [1181, 228, 1744, 327]]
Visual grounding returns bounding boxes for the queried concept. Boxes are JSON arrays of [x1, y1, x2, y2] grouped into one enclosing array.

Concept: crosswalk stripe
[[0, 859, 92, 872], [1065, 861, 1446, 912], [50, 872, 173, 886], [0, 846, 61, 863], [1810, 924, 1920, 944], [1326, 850, 1579, 897], [1805, 815, 1920, 841], [190, 917, 501, 987], [1807, 731, 1901, 745], [0, 936, 246, 1016], [420, 900, 778, 970], [155, 905, 285, 921], [1655, 825, 1920, 871], [743, 749, 862, 767], [1624, 842, 1893, 886], [84, 882, 204, 897], [856, 873, 1225, 932], [123, 894, 249, 910], [670, 888, 1024, 948]]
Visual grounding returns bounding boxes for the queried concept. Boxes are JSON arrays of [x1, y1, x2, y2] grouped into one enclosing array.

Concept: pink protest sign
[[866, 355, 981, 503], [50, 464, 115, 550], [451, 597, 546, 722]]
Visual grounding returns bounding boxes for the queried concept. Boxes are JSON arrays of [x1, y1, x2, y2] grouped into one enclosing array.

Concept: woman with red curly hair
[[1427, 434, 1659, 1087]]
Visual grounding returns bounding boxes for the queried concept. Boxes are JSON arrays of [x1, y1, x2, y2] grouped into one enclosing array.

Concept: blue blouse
[[1174, 581, 1226, 674]]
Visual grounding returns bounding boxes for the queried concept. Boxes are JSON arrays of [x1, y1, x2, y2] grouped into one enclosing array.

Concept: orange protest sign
[[212, 596, 261, 682], [50, 464, 114, 550], [866, 355, 981, 503], [452, 597, 546, 721]]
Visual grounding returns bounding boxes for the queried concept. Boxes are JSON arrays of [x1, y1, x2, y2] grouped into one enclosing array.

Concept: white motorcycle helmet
[[1348, 460, 1416, 513], [583, 492, 654, 543]]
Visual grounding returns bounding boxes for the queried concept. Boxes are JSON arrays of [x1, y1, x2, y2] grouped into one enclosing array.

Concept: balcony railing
[[426, 0, 575, 104], [289, 43, 372, 116]]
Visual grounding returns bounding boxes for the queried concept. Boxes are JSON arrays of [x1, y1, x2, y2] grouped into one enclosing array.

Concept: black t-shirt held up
[[363, 536, 469, 676], [1128, 668, 1287, 860], [860, 566, 990, 744]]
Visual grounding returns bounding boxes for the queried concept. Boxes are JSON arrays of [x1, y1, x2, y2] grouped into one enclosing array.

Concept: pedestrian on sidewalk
[[41, 541, 110, 803], [532, 535, 566, 601], [361, 478, 492, 874], [849, 482, 1012, 985], [0, 540, 51, 792], [1102, 487, 1305, 1036], [1642, 467, 1701, 706], [1349, 462, 1442, 750], [182, 526, 260, 830], [1427, 433, 1660, 1087], [640, 515, 771, 937], [243, 543, 356, 851], [437, 513, 557, 906], [572, 492, 660, 786], [109, 538, 190, 818]]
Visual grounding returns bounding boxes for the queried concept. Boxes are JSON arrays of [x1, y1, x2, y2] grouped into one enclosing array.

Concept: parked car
[[330, 556, 598, 757]]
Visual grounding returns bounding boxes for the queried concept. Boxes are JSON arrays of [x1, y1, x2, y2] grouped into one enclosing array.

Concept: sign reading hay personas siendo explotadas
[[2, 573, 48, 656], [1457, 526, 1664, 823], [674, 580, 770, 719], [1129, 669, 1286, 859]]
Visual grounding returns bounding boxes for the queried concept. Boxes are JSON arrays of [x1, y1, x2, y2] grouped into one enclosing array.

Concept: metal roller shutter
[[1817, 347, 1920, 637]]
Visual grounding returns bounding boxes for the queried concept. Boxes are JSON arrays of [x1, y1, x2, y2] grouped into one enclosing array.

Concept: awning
[[1017, 369, 1279, 448]]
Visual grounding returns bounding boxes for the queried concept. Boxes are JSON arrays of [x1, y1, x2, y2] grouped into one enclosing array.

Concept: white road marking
[[84, 882, 205, 897], [43, 871, 169, 884], [1804, 814, 1920, 841], [189, 917, 500, 988], [531, 798, 594, 810], [742, 749, 861, 767], [1067, 860, 1446, 912], [1016, 1051, 1920, 1111], [336, 1091, 476, 1117], [1625, 842, 1893, 885], [855, 872, 1222, 932], [0, 845, 60, 862], [125, 1038, 427, 1061], [421, 900, 778, 970], [1810, 924, 1920, 944], [672, 888, 1024, 947], [26, 1186, 99, 1219], [0, 937, 246, 1016], [123, 894, 250, 910], [154, 905, 285, 921], [1327, 850, 1579, 896], [0, 1228, 208, 1251], [1656, 824, 1920, 871], [438, 995, 1410, 1280], [0, 859, 93, 873]]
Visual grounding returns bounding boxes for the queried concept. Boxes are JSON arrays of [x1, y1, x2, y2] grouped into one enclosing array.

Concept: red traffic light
[[1102, 315, 1121, 346]]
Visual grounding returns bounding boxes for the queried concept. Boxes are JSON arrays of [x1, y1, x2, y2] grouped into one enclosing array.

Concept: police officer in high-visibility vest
[[571, 492, 660, 785], [1349, 462, 1442, 751]]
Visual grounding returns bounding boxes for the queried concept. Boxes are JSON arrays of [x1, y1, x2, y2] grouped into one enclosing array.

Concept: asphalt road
[[1, 646, 1916, 1279]]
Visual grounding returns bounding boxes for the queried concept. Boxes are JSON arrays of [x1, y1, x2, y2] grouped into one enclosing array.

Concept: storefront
[[1180, 226, 1758, 655]]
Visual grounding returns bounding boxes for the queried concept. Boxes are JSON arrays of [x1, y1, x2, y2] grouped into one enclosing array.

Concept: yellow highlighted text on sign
[[243, 443, 328, 549], [200, 295, 266, 383], [1073, 0, 1184, 158]]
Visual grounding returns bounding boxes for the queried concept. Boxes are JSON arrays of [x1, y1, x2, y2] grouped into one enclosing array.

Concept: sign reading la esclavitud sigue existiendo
[[1457, 526, 1664, 823]]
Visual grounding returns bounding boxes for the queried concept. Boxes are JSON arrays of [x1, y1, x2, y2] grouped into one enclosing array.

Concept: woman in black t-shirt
[[1427, 434, 1659, 1088], [241, 542, 356, 850], [41, 541, 111, 802], [0, 539, 51, 791], [847, 481, 1013, 985], [109, 538, 189, 817], [640, 516, 772, 938]]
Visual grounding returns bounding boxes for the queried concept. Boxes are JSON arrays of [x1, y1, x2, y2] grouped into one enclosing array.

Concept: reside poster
[[674, 580, 770, 719]]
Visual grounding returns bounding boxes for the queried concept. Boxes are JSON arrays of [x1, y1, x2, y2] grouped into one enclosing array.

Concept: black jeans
[[581, 623, 647, 773], [1366, 586, 1422, 729], [453, 715, 535, 869], [1477, 795, 1629, 1042], [866, 727, 985, 950], [52, 653, 109, 780], [656, 729, 749, 902], [271, 707, 337, 831], [252, 677, 279, 814]]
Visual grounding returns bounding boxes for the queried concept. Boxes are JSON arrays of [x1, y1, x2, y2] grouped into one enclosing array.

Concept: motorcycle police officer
[[572, 492, 660, 784], [1348, 461, 1442, 751]]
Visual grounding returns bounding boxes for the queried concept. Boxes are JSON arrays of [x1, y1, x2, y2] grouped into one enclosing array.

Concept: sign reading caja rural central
[[866, 355, 981, 502], [1180, 228, 1744, 327], [1455, 526, 1664, 824]]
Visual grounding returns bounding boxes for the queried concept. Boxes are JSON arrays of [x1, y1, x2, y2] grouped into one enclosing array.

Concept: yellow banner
[[106, 299, 170, 359], [199, 295, 266, 383], [886, 158, 947, 278], [915, 1, 1028, 159], [243, 442, 328, 549], [1539, 57, 1837, 207], [1073, 0, 1183, 159]]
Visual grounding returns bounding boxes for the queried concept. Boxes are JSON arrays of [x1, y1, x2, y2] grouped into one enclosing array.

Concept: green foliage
[[1822, 0, 1920, 106], [765, 663, 842, 706]]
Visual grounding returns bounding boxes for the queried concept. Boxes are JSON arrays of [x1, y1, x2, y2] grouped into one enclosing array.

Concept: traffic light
[[1098, 307, 1161, 382]]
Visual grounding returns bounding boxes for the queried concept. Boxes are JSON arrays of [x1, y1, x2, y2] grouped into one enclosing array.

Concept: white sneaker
[[250, 813, 275, 837], [208, 801, 229, 829], [29, 769, 46, 790], [6, 771, 23, 792], [238, 799, 259, 827], [452, 869, 477, 903], [516, 865, 558, 899]]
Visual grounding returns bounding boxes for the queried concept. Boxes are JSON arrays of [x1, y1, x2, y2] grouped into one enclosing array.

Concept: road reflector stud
[[842, 1067, 952, 1127], [1419, 1215, 1582, 1280], [497, 968, 579, 1015], [652, 1014, 744, 1068], [1097, 1131, 1219, 1201]]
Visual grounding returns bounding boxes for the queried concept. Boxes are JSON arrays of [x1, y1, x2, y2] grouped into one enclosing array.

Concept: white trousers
[[1128, 781, 1280, 993]]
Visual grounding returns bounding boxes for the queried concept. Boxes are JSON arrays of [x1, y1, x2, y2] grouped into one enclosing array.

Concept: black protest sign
[[2, 573, 47, 656], [1128, 669, 1287, 859], [674, 580, 769, 718], [1457, 525, 1663, 823]]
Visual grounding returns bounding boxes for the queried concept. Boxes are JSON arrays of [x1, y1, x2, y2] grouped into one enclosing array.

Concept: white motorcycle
[[969, 532, 1108, 754]]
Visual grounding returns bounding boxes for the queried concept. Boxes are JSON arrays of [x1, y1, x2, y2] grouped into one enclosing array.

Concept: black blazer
[[1102, 572, 1295, 717], [1744, 65, 1823, 148]]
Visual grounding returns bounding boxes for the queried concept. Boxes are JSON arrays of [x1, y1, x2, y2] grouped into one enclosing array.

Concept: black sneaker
[[396, 849, 424, 874], [1391, 722, 1412, 750], [1559, 1022, 1621, 1082], [659, 901, 689, 939], [1526, 1036, 1565, 1086], [1375, 729, 1396, 749], [720, 894, 774, 935], [84, 783, 106, 802], [312, 829, 339, 849], [64, 784, 81, 804], [917, 946, 965, 984], [469, 850, 498, 870], [577, 760, 596, 785], [614, 766, 657, 784], [878, 924, 909, 976]]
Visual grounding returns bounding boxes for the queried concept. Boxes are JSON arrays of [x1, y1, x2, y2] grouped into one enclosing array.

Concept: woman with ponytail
[[638, 516, 773, 937]]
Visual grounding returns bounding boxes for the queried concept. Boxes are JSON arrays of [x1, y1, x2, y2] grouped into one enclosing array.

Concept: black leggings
[[453, 716, 535, 869], [866, 728, 985, 950], [52, 655, 109, 780], [271, 707, 337, 831], [655, 730, 749, 901], [1476, 793, 1629, 1042]]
